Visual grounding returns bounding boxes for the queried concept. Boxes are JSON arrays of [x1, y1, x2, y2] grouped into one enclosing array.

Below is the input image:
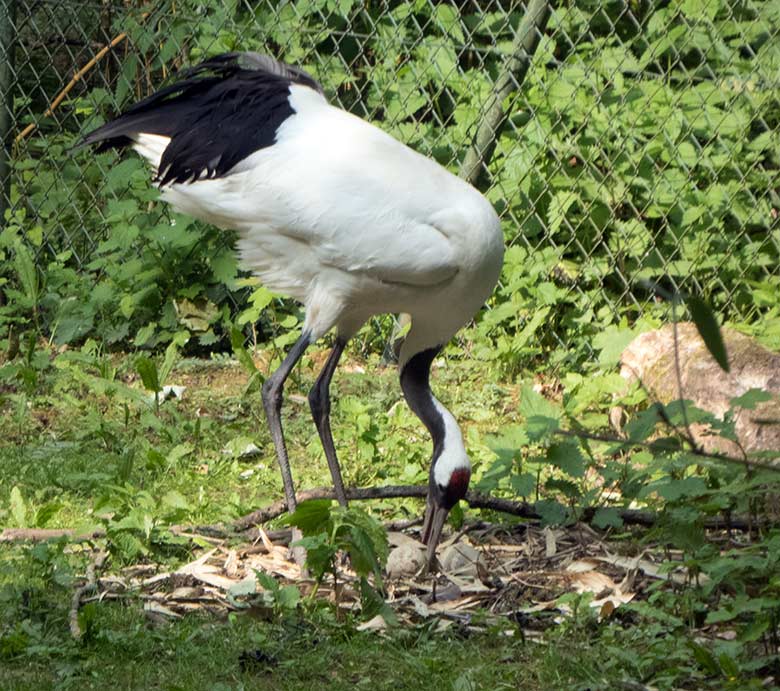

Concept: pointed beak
[[421, 500, 449, 572]]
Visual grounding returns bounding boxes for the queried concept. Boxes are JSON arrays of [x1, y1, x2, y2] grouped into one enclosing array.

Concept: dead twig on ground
[[0, 527, 106, 543], [228, 485, 766, 532], [0, 485, 768, 548]]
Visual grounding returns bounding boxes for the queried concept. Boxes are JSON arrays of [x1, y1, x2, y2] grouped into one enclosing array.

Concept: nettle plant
[[477, 342, 780, 670], [286, 500, 394, 621]]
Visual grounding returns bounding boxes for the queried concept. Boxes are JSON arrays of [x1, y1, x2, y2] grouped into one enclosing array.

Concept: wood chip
[[544, 527, 557, 557]]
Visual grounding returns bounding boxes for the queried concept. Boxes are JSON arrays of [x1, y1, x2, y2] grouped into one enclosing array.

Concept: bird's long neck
[[401, 340, 471, 494], [399, 347, 469, 478], [399, 347, 446, 458]]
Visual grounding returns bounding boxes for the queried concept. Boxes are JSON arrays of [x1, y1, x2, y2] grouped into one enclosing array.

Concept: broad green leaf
[[211, 251, 238, 285], [525, 415, 560, 443], [547, 190, 578, 235], [230, 327, 258, 375], [347, 525, 382, 582], [545, 478, 581, 499], [718, 653, 740, 679], [654, 476, 708, 501], [135, 356, 161, 393], [547, 442, 585, 478], [678, 0, 721, 21], [476, 456, 513, 492], [162, 491, 191, 512], [255, 571, 280, 593], [433, 5, 464, 42], [286, 499, 333, 534], [228, 578, 258, 599], [687, 297, 729, 372], [510, 473, 535, 498], [737, 616, 770, 643], [592, 507, 623, 529], [359, 577, 398, 625], [485, 426, 528, 472], [277, 585, 301, 610], [339, 506, 389, 568], [535, 499, 568, 526], [663, 400, 716, 426], [688, 641, 720, 676], [519, 386, 561, 444], [13, 241, 38, 304], [593, 326, 638, 367], [166, 443, 194, 465], [158, 340, 179, 388], [134, 323, 157, 347], [625, 406, 662, 442], [730, 388, 773, 410], [293, 533, 336, 579], [34, 502, 62, 528], [10, 486, 27, 528]]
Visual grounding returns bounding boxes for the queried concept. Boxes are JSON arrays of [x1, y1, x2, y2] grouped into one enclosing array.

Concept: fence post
[[0, 0, 16, 226], [459, 0, 550, 188]]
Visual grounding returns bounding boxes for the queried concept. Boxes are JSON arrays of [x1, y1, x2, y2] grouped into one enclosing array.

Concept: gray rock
[[618, 323, 780, 456]]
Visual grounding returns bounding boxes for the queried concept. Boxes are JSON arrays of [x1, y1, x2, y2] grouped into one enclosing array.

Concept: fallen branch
[[232, 485, 431, 530], [0, 527, 105, 543], [0, 486, 765, 547], [69, 550, 107, 639], [230, 485, 762, 532]]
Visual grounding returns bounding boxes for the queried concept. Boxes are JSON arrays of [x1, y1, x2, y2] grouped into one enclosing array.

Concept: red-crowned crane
[[80, 53, 504, 568]]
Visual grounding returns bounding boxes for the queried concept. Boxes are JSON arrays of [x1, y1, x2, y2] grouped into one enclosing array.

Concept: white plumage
[[82, 53, 504, 567]]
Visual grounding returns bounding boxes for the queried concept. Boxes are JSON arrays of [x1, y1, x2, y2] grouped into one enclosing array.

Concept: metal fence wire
[[1, 0, 778, 361]]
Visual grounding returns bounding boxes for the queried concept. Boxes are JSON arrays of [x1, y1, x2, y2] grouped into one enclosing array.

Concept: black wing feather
[[79, 52, 323, 185]]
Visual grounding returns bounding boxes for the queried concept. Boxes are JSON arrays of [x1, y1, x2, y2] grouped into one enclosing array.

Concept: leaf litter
[[76, 520, 686, 637]]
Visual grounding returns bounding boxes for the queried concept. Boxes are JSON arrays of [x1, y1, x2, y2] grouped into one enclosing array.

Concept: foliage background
[[1, 2, 780, 688], [1, 0, 778, 366]]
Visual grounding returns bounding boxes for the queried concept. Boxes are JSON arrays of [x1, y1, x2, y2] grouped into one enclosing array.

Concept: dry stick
[[14, 9, 151, 145], [0, 485, 765, 547], [232, 485, 431, 530], [228, 484, 762, 533], [0, 527, 106, 543], [14, 32, 128, 143], [69, 550, 107, 639], [0, 482, 768, 547]]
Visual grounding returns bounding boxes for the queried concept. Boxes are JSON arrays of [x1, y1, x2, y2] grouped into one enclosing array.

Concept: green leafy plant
[[286, 500, 392, 620], [92, 484, 193, 561], [254, 571, 302, 617], [134, 332, 188, 410]]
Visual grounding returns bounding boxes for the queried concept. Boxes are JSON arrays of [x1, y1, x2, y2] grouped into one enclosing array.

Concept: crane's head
[[398, 344, 472, 570], [421, 446, 471, 569]]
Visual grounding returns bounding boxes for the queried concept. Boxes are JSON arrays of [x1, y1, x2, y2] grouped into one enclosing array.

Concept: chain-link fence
[[1, 0, 778, 362]]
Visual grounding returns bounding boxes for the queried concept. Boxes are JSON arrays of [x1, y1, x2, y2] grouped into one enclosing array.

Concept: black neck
[[399, 347, 445, 459]]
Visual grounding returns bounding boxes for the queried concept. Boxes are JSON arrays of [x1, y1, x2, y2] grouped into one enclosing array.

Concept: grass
[[0, 346, 510, 533], [0, 599, 620, 691], [1, 345, 778, 690]]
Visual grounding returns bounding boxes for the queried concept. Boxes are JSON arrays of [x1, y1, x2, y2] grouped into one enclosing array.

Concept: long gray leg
[[308, 338, 348, 507], [261, 331, 312, 513]]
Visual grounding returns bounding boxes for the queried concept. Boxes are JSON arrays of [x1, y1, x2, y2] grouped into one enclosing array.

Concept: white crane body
[[81, 52, 504, 567]]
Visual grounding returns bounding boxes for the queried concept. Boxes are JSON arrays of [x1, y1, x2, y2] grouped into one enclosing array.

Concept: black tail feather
[[77, 52, 323, 184]]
